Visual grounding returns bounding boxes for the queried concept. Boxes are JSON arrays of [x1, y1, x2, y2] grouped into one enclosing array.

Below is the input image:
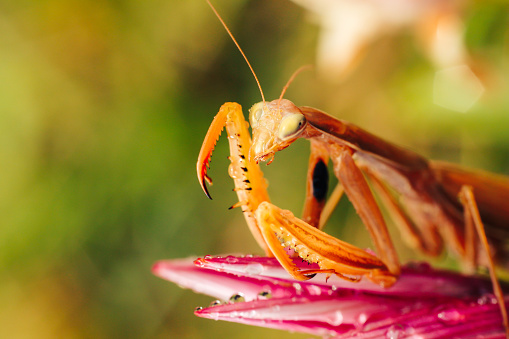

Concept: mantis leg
[[331, 146, 400, 276], [302, 140, 330, 228], [318, 182, 344, 229], [365, 170, 441, 257], [462, 192, 477, 274], [459, 186, 509, 336], [301, 140, 345, 230], [255, 201, 397, 286]]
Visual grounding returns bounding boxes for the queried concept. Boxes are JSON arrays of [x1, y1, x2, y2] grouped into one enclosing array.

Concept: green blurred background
[[0, 0, 508, 338]]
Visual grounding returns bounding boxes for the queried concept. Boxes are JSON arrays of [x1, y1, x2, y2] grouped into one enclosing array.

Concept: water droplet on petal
[[477, 293, 497, 305], [271, 304, 281, 312], [226, 256, 238, 263], [357, 312, 368, 327], [194, 306, 203, 312], [328, 310, 343, 326], [245, 263, 264, 275], [386, 325, 405, 339], [308, 284, 322, 296], [258, 291, 272, 300], [385, 324, 419, 339], [209, 300, 222, 307], [229, 293, 245, 303], [293, 283, 302, 295], [437, 309, 465, 325], [204, 255, 213, 260]]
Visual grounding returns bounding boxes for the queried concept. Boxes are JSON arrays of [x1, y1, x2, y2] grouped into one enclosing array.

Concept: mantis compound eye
[[249, 102, 264, 128], [277, 113, 306, 140]]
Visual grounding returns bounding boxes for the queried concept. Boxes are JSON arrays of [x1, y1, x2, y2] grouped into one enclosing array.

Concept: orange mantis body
[[197, 0, 509, 334]]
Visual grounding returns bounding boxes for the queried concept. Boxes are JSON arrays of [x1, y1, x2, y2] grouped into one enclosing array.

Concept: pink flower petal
[[153, 255, 508, 338], [196, 294, 507, 338], [195, 256, 499, 298]]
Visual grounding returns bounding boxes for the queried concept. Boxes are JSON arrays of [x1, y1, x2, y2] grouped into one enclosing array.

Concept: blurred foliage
[[0, 0, 508, 338]]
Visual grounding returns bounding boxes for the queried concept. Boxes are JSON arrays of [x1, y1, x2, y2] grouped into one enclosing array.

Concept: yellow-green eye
[[278, 113, 306, 140], [249, 102, 264, 127]]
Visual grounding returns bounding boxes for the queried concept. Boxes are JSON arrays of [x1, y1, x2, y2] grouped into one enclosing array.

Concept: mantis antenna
[[278, 64, 313, 103], [205, 0, 266, 105]]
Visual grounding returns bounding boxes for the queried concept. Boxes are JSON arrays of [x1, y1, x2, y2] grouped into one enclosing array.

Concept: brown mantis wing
[[299, 106, 509, 254], [432, 160, 509, 232], [299, 106, 454, 257], [300, 104, 509, 266], [432, 161, 509, 262], [299, 106, 429, 171]]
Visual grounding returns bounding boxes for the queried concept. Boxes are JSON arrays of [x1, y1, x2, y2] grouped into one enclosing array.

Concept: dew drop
[[477, 293, 497, 305], [229, 293, 245, 303], [328, 310, 343, 326], [385, 324, 419, 338], [357, 312, 368, 327], [209, 300, 222, 307], [385, 325, 405, 339], [245, 263, 264, 275], [226, 256, 238, 264], [204, 255, 213, 260], [194, 306, 203, 312], [437, 309, 465, 325], [258, 291, 272, 300], [194, 260, 206, 268], [308, 284, 323, 296], [293, 283, 303, 295]]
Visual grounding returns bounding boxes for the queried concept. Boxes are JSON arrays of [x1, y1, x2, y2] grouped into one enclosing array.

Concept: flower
[[152, 255, 508, 338]]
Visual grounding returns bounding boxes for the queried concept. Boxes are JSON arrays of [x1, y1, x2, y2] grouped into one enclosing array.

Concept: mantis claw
[[200, 173, 213, 200], [197, 103, 230, 199]]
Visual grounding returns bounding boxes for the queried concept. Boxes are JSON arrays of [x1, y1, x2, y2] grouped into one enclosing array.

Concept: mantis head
[[249, 99, 307, 164]]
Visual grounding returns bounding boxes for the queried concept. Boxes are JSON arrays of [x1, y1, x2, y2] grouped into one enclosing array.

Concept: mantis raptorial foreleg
[[198, 102, 398, 286], [197, 102, 273, 256], [256, 201, 396, 286]]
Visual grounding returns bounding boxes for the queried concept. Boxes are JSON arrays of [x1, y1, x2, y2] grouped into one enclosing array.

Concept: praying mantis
[[197, 0, 509, 334]]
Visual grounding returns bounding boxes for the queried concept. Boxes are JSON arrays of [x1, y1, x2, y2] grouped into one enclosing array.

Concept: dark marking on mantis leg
[[312, 159, 329, 202]]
